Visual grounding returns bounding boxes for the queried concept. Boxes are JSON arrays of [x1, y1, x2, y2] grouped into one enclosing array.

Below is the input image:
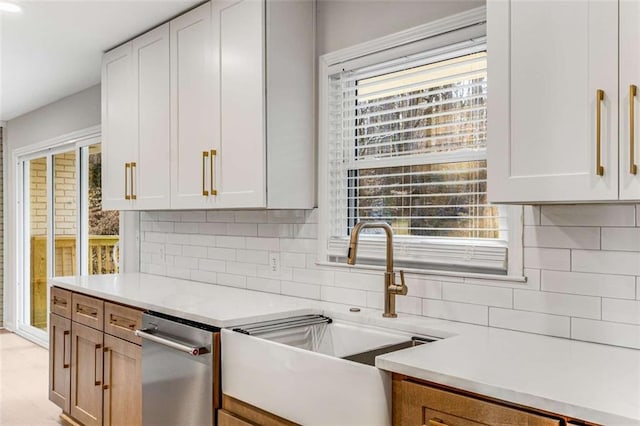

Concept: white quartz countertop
[[50, 273, 320, 328], [52, 273, 640, 425]]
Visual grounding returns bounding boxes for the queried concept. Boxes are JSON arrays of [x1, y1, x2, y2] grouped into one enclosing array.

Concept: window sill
[[314, 260, 527, 283]]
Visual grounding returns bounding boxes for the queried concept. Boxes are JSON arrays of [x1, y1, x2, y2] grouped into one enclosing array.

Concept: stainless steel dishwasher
[[135, 312, 220, 426]]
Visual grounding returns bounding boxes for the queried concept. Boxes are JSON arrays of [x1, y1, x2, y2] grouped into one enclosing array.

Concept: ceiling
[[0, 0, 200, 121]]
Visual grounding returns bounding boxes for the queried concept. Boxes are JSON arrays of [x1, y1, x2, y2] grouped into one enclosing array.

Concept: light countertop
[[51, 273, 640, 425]]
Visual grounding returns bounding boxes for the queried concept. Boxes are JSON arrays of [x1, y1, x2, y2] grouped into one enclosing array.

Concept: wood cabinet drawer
[[71, 293, 104, 331], [396, 380, 561, 426], [104, 302, 143, 345], [51, 287, 72, 319]]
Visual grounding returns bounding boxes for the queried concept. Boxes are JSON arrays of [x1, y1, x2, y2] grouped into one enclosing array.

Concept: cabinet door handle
[[428, 419, 448, 426], [210, 149, 217, 196], [125, 163, 131, 200], [596, 89, 605, 176], [63, 330, 70, 369], [94, 344, 102, 386], [103, 347, 111, 391], [202, 151, 209, 196], [130, 162, 137, 200], [630, 85, 638, 175]]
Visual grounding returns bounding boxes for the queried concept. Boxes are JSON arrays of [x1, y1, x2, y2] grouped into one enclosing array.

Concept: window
[[319, 15, 521, 276]]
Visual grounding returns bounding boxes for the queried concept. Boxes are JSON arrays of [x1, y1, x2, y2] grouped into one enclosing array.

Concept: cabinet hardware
[[428, 418, 448, 426], [202, 151, 209, 196], [596, 89, 605, 176], [631, 85, 638, 175], [94, 344, 102, 386], [53, 296, 67, 307], [125, 163, 131, 200], [210, 149, 217, 196], [103, 347, 111, 392], [110, 315, 136, 330], [77, 304, 98, 318], [130, 162, 137, 200], [63, 330, 70, 369]]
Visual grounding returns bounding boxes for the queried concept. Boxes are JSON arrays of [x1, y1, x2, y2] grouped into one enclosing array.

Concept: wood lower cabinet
[[219, 394, 298, 426], [49, 313, 71, 413], [71, 322, 104, 426], [103, 334, 141, 426], [392, 375, 598, 426], [50, 288, 142, 426]]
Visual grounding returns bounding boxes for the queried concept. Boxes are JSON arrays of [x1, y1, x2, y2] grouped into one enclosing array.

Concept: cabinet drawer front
[[104, 302, 143, 345], [71, 293, 104, 331], [400, 381, 561, 426], [218, 410, 254, 426], [51, 287, 72, 319]]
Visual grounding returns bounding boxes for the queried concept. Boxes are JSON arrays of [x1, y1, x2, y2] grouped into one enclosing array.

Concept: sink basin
[[221, 317, 437, 426]]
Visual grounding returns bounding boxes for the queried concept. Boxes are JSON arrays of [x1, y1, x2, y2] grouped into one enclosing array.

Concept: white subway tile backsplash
[[321, 286, 367, 306], [572, 318, 640, 349], [523, 247, 570, 270], [422, 299, 488, 325], [523, 206, 541, 226], [572, 250, 640, 275], [601, 228, 640, 252], [541, 270, 636, 299], [227, 223, 258, 236], [442, 282, 513, 308], [139, 205, 640, 349], [281, 281, 320, 299], [514, 290, 601, 319], [236, 249, 269, 265], [524, 226, 599, 249], [602, 299, 640, 325], [541, 205, 636, 227], [247, 277, 281, 294], [489, 308, 570, 338]]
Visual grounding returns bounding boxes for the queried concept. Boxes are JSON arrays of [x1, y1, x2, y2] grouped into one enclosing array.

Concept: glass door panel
[[28, 157, 48, 330], [85, 144, 120, 275], [53, 150, 78, 277]]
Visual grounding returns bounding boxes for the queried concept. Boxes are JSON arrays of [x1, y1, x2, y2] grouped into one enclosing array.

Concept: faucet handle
[[393, 270, 408, 295]]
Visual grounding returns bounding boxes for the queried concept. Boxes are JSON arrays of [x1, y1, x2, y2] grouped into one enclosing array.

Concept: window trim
[[318, 6, 525, 280]]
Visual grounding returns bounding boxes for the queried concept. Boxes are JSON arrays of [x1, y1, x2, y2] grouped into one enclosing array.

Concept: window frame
[[318, 6, 524, 280]]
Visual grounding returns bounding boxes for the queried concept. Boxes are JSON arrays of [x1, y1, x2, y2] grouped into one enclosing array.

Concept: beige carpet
[[0, 329, 62, 425]]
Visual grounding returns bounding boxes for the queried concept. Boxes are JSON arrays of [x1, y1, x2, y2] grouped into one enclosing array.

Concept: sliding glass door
[[17, 136, 120, 343]]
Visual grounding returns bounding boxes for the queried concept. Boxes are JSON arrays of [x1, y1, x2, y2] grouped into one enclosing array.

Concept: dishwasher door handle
[[135, 329, 209, 356]]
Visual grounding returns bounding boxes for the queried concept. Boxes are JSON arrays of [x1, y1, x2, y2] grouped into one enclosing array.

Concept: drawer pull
[[202, 151, 209, 196], [210, 149, 217, 196], [130, 162, 137, 200], [63, 330, 70, 369], [125, 163, 131, 200], [428, 419, 448, 426], [109, 314, 136, 330], [76, 304, 98, 318], [53, 296, 68, 307]]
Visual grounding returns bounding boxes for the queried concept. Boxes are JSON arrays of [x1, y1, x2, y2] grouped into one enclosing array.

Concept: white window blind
[[326, 43, 509, 274]]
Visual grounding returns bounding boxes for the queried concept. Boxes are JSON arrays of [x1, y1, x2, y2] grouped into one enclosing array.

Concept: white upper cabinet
[[102, 0, 314, 210], [102, 25, 171, 210], [170, 2, 218, 210], [620, 0, 640, 200], [102, 43, 135, 211], [133, 24, 171, 210], [488, 0, 620, 203]]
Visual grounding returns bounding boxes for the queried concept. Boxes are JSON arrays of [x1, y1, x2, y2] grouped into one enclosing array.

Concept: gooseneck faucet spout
[[347, 222, 408, 318]]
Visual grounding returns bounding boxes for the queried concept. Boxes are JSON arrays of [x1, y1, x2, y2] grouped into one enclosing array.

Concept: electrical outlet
[[269, 253, 280, 275]]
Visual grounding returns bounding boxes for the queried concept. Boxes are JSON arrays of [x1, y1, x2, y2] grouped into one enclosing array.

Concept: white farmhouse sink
[[221, 318, 434, 426]]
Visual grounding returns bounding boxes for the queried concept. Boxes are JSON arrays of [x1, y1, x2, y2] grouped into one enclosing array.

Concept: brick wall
[[29, 152, 77, 237], [139, 205, 640, 350]]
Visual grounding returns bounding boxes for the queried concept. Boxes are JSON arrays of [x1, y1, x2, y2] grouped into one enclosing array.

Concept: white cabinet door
[[102, 43, 135, 210], [170, 2, 217, 209], [133, 24, 171, 210], [620, 0, 640, 200], [215, 0, 266, 208], [488, 0, 618, 203]]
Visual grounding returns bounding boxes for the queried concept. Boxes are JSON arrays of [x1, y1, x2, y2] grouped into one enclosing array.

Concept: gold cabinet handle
[[202, 151, 209, 196], [130, 162, 137, 200], [630, 85, 638, 175], [124, 163, 131, 200], [596, 89, 605, 176], [210, 149, 217, 196], [94, 344, 102, 386], [428, 419, 448, 426], [103, 347, 111, 391], [63, 330, 70, 369], [53, 296, 67, 307]]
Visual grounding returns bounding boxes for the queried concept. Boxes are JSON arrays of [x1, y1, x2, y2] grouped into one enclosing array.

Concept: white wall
[[3, 84, 100, 330]]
